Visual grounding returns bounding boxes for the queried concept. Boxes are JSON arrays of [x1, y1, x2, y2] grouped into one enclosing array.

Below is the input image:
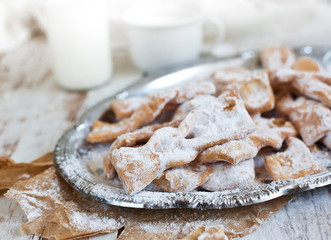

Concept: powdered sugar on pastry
[[152, 164, 213, 192], [201, 159, 255, 191], [87, 81, 215, 143], [265, 137, 324, 180], [212, 67, 251, 93], [240, 70, 274, 112], [104, 120, 182, 179], [173, 81, 216, 103], [173, 95, 216, 121], [110, 97, 149, 120], [104, 95, 216, 179], [111, 127, 197, 195], [111, 91, 255, 194], [261, 46, 296, 71], [196, 138, 258, 165], [322, 132, 331, 149], [269, 55, 331, 93], [195, 116, 296, 165], [213, 68, 274, 113], [270, 68, 331, 86], [270, 58, 331, 108], [277, 94, 331, 146], [176, 91, 256, 150], [269, 68, 299, 86], [315, 73, 331, 85], [87, 95, 171, 143], [291, 75, 331, 108]]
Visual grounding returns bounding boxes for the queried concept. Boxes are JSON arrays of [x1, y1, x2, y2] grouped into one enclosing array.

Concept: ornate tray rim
[[54, 46, 331, 209]]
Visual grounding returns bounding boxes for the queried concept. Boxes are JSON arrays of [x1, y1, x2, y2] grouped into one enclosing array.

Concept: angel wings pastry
[[87, 81, 216, 143], [85, 45, 328, 195], [212, 68, 275, 113], [111, 90, 256, 194]]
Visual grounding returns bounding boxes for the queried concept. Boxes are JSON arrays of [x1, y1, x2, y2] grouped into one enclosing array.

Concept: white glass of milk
[[123, 0, 225, 73], [46, 0, 112, 90]]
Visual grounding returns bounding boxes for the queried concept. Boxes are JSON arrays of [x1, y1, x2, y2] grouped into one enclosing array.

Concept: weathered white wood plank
[[0, 196, 28, 240], [243, 186, 331, 240], [0, 37, 139, 162]]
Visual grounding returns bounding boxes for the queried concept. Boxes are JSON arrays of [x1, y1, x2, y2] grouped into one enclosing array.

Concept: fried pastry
[[315, 73, 331, 85], [277, 94, 331, 146], [110, 97, 149, 120], [322, 132, 331, 149], [86, 45, 331, 196], [201, 159, 255, 191], [265, 137, 324, 180], [104, 95, 215, 179], [270, 68, 331, 86], [173, 95, 216, 121], [291, 56, 331, 89], [213, 68, 274, 113], [87, 81, 215, 143], [291, 75, 331, 108], [269, 55, 331, 100], [111, 91, 255, 194], [152, 164, 213, 192], [291, 56, 321, 72], [261, 46, 296, 70], [195, 116, 296, 165], [104, 120, 182, 179], [212, 67, 250, 93], [271, 67, 331, 108], [110, 95, 215, 152]]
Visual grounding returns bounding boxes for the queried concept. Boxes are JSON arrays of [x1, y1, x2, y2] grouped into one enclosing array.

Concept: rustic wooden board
[[0, 37, 330, 240]]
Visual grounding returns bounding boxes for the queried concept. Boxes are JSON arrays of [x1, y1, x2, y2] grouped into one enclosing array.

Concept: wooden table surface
[[0, 37, 330, 240]]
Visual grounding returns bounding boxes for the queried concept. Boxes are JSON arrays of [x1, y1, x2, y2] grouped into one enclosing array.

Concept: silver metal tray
[[54, 46, 331, 209]]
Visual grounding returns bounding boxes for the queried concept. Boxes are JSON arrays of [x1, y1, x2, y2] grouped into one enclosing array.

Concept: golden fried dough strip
[[87, 96, 173, 143], [261, 46, 296, 70], [322, 132, 331, 149], [213, 68, 274, 113], [277, 94, 331, 146], [110, 97, 149, 120], [201, 159, 255, 191], [104, 95, 214, 179], [270, 60, 331, 108], [87, 81, 215, 143], [291, 56, 322, 72], [111, 91, 255, 194], [291, 75, 331, 108], [269, 55, 331, 91], [212, 67, 250, 94], [315, 74, 331, 85], [104, 120, 181, 179], [263, 48, 331, 90], [195, 116, 297, 165], [173, 95, 216, 121], [270, 68, 331, 86], [265, 137, 324, 180], [152, 164, 213, 192]]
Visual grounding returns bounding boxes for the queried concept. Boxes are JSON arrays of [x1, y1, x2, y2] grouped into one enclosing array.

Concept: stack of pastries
[[86, 46, 329, 195]]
